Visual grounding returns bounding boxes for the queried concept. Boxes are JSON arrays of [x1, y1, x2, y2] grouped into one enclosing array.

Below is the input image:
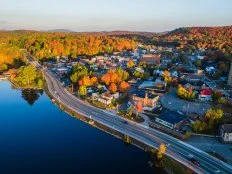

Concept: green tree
[[195, 60, 202, 67], [70, 65, 89, 83], [0, 64, 8, 71], [37, 79, 44, 88], [211, 90, 222, 102], [15, 65, 37, 86]]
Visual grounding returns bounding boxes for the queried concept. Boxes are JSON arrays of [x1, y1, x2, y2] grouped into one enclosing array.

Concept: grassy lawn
[[118, 111, 144, 123], [86, 98, 107, 109]]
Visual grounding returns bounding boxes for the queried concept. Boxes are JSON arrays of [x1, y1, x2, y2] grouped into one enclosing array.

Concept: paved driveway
[[160, 88, 210, 115]]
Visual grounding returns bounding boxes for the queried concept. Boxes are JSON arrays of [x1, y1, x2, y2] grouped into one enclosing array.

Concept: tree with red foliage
[[134, 101, 143, 118]]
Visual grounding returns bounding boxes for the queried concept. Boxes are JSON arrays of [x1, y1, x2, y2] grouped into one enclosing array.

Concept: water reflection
[[21, 89, 43, 105]]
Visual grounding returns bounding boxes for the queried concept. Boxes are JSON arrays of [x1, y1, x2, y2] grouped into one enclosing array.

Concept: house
[[131, 91, 159, 111], [171, 71, 178, 78], [220, 124, 232, 143], [97, 92, 113, 105], [154, 69, 163, 77], [140, 54, 161, 64], [199, 89, 212, 101], [206, 66, 216, 74], [180, 73, 205, 82], [228, 63, 232, 86], [197, 55, 206, 60], [97, 92, 119, 105], [182, 81, 205, 90], [155, 110, 187, 129], [135, 67, 145, 73], [138, 79, 167, 93], [56, 68, 68, 75]]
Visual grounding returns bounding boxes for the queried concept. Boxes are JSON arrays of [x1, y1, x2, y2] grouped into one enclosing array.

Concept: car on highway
[[123, 120, 128, 124], [188, 155, 200, 166]]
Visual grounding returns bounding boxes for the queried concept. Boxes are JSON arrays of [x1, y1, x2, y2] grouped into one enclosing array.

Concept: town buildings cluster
[[43, 45, 232, 143]]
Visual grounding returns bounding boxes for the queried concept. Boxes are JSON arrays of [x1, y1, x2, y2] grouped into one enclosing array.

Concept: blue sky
[[1, 0, 232, 32]]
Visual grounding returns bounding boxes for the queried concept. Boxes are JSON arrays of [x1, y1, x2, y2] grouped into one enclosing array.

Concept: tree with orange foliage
[[7, 68, 16, 80], [101, 73, 111, 85], [119, 81, 130, 93], [110, 72, 118, 83], [101, 68, 129, 86], [90, 76, 98, 86], [108, 83, 117, 93]]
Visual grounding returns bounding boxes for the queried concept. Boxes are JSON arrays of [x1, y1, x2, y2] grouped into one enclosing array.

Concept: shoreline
[[42, 80, 192, 174], [0, 79, 192, 173]]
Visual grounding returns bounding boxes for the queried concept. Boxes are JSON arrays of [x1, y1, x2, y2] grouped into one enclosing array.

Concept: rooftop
[[131, 90, 158, 99], [220, 124, 232, 133], [138, 79, 166, 90], [157, 109, 187, 125]]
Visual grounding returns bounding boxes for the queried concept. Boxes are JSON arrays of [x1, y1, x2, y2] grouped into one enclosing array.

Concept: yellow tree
[[90, 76, 98, 86], [157, 143, 166, 159], [127, 59, 135, 68], [163, 70, 172, 83]]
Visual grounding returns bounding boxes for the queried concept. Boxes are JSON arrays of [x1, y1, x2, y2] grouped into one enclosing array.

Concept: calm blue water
[[0, 81, 155, 174]]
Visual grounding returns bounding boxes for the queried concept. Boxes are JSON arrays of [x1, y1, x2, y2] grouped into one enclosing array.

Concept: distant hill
[[39, 29, 159, 37], [74, 30, 159, 38], [42, 29, 76, 33]]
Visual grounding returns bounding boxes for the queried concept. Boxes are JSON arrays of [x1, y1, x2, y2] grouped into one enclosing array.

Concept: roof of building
[[139, 79, 166, 90], [200, 89, 212, 96], [140, 54, 161, 63], [220, 124, 232, 133], [181, 80, 204, 87], [156, 109, 187, 125], [56, 67, 68, 71], [132, 90, 158, 99]]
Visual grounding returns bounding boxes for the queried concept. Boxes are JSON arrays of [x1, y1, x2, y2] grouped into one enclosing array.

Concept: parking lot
[[160, 88, 211, 116], [186, 135, 232, 165]]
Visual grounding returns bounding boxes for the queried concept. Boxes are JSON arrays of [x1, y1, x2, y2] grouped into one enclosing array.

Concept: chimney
[[144, 92, 148, 106]]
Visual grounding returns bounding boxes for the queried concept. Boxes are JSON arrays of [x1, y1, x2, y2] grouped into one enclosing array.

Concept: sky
[[1, 0, 232, 32]]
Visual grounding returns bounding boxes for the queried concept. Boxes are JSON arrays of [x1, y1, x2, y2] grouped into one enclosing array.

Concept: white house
[[220, 124, 232, 143]]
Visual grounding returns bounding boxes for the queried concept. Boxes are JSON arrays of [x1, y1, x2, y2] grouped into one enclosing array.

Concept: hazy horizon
[[1, 0, 232, 32]]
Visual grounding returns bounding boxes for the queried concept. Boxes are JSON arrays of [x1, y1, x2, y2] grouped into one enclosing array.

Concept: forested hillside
[[0, 26, 231, 71], [160, 26, 232, 53], [0, 31, 137, 69]]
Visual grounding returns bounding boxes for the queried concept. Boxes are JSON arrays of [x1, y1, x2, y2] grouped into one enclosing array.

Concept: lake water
[[0, 81, 156, 174]]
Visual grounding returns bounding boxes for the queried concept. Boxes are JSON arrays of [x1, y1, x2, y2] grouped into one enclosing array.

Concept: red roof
[[201, 89, 212, 96]]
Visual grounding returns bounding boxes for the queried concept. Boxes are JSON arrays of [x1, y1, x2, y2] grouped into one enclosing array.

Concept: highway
[[29, 58, 232, 174]]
